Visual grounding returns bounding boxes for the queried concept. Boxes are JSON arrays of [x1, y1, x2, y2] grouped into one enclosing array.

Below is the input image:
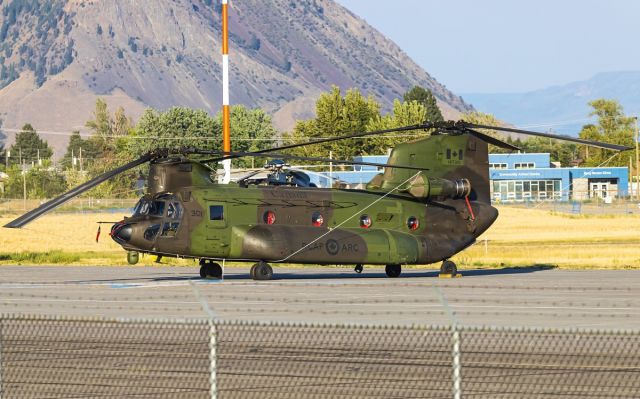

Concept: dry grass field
[[0, 206, 638, 268]]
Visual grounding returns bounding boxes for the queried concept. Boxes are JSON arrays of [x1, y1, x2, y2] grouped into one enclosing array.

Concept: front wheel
[[385, 264, 401, 278], [440, 260, 457, 276]]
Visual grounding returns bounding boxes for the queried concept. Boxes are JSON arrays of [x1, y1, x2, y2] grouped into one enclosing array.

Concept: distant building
[[489, 153, 628, 202], [323, 153, 629, 202]]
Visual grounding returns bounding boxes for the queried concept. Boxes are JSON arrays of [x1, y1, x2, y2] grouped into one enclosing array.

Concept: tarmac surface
[[1, 265, 639, 398], [0, 265, 638, 329]]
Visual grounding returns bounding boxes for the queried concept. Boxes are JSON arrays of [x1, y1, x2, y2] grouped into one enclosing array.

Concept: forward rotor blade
[[4, 153, 155, 228], [197, 123, 437, 163], [197, 150, 429, 171], [461, 122, 633, 151], [465, 128, 521, 151]]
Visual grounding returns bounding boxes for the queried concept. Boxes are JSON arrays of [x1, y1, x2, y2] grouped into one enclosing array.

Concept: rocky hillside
[[0, 0, 472, 157]]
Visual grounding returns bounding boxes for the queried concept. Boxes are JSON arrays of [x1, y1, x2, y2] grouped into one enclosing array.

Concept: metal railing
[[0, 314, 638, 398]]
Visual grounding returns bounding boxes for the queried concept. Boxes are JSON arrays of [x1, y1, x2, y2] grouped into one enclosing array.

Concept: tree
[[61, 131, 99, 170], [126, 107, 221, 156], [578, 99, 635, 167], [286, 86, 380, 161], [8, 124, 53, 166], [403, 86, 443, 123], [0, 118, 5, 171], [366, 99, 427, 152], [4, 165, 66, 199], [85, 98, 114, 152], [215, 105, 278, 168]]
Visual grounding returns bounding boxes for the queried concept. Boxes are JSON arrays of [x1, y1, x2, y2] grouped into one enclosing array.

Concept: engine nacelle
[[404, 173, 471, 200]]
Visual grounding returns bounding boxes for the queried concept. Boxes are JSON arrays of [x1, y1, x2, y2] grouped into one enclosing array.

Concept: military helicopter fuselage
[[112, 182, 497, 266], [110, 133, 498, 277]]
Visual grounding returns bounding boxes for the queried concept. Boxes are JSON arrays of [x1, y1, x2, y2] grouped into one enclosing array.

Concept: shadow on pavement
[[62, 264, 557, 284]]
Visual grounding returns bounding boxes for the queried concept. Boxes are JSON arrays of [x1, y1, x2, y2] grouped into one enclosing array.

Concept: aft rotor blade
[[4, 153, 155, 228], [462, 122, 633, 151], [198, 150, 429, 171], [198, 123, 437, 163], [465, 128, 521, 151]]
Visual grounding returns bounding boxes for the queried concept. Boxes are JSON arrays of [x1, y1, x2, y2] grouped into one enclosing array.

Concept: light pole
[[220, 0, 231, 184]]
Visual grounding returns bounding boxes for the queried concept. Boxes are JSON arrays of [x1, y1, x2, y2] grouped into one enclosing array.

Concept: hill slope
[[0, 0, 471, 157], [463, 71, 640, 135]]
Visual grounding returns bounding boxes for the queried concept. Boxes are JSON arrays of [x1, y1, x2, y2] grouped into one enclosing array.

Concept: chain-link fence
[[0, 314, 638, 398]]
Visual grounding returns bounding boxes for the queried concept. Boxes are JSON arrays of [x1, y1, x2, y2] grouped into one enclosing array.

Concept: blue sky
[[336, 0, 640, 93]]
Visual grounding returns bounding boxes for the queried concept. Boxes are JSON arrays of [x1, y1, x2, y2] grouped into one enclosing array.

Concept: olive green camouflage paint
[[118, 133, 498, 266]]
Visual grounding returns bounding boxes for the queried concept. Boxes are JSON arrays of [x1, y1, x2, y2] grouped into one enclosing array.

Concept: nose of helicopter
[[111, 222, 133, 243]]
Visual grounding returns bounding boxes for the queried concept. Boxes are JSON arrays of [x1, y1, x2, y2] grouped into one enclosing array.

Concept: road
[[0, 265, 638, 329]]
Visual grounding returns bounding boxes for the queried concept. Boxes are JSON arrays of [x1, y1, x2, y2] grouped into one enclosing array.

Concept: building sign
[[492, 171, 543, 178]]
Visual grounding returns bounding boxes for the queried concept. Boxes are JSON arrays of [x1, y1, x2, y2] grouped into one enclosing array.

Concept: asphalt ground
[[1, 265, 639, 398], [0, 265, 638, 329]]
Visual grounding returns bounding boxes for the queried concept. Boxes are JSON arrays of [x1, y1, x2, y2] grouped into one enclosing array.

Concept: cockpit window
[[144, 224, 161, 241], [161, 222, 180, 237], [167, 202, 183, 219], [149, 201, 165, 216]]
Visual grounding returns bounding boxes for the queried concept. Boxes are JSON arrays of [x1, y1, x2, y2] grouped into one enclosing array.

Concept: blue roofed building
[[489, 153, 628, 202]]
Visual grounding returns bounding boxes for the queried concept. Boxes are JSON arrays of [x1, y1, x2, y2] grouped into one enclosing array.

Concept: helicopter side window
[[210, 205, 224, 221], [144, 224, 161, 241]]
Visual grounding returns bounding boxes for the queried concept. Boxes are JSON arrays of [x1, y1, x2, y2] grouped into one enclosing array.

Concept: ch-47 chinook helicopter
[[5, 121, 631, 280]]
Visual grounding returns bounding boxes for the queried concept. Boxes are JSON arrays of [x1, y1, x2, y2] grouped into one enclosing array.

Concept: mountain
[[462, 71, 640, 135], [0, 0, 472, 158]]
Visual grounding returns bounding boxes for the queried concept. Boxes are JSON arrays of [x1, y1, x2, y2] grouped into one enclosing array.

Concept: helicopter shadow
[[64, 265, 556, 285], [219, 264, 557, 281]]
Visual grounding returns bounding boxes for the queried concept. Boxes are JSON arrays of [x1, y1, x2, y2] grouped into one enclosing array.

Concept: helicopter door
[[205, 204, 228, 255]]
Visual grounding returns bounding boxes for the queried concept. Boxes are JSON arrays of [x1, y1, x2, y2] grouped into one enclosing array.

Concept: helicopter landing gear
[[385, 264, 401, 278], [199, 259, 223, 279], [354, 264, 363, 274], [250, 261, 273, 281], [126, 251, 139, 265], [440, 260, 457, 276]]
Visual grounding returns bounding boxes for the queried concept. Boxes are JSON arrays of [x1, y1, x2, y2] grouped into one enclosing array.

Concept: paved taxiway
[[0, 265, 638, 329]]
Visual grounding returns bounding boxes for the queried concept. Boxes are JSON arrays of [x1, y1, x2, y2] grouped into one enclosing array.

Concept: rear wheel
[[252, 261, 273, 281], [199, 260, 223, 279], [440, 260, 457, 276], [385, 264, 401, 278]]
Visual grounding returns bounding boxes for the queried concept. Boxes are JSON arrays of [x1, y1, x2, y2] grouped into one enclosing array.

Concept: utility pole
[[329, 150, 333, 182], [220, 0, 231, 184], [79, 147, 83, 172], [22, 162, 26, 211]]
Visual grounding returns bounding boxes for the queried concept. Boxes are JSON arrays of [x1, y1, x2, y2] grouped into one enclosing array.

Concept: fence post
[[189, 281, 218, 398], [452, 329, 461, 399], [433, 286, 462, 399], [0, 317, 3, 399], [209, 321, 217, 399]]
